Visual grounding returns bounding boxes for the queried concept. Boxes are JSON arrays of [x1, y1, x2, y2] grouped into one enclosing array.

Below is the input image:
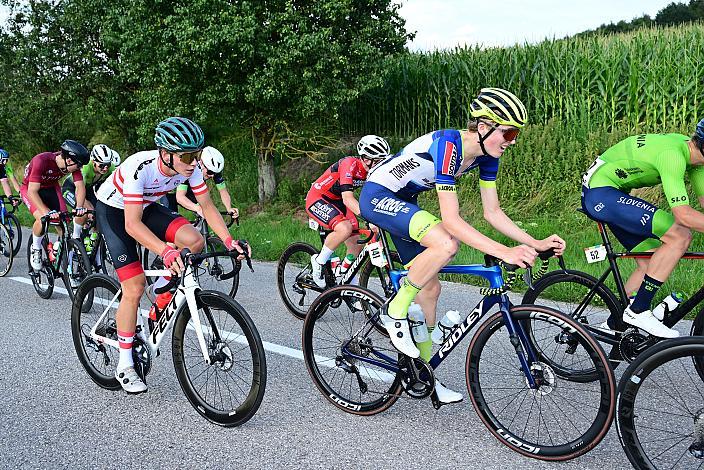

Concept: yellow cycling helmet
[[470, 87, 527, 128]]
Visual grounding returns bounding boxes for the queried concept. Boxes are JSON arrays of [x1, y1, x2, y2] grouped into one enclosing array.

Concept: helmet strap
[[159, 150, 177, 172], [476, 122, 497, 157]]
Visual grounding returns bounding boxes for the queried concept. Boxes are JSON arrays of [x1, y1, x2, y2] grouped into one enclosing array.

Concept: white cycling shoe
[[623, 307, 679, 338], [380, 311, 420, 358], [433, 380, 463, 405], [30, 247, 43, 271], [310, 254, 326, 289], [115, 366, 147, 394]]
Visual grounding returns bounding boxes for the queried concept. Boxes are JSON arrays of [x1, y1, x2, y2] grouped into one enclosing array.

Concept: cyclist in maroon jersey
[[305, 135, 390, 288], [21, 140, 90, 271]]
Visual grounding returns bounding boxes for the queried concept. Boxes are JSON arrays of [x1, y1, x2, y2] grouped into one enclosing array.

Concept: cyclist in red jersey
[[21, 140, 90, 271], [306, 135, 390, 287]]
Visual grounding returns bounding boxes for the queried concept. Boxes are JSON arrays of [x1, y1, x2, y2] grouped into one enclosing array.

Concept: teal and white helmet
[[154, 117, 205, 152]]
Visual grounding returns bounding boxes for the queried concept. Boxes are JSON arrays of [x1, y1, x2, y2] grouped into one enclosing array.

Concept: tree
[[656, 2, 698, 25]]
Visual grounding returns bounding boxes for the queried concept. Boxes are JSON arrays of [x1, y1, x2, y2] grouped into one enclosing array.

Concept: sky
[[399, 0, 676, 50], [0, 1, 679, 50]]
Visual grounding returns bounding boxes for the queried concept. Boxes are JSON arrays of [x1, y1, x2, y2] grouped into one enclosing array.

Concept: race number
[[584, 244, 607, 264], [308, 218, 320, 231]]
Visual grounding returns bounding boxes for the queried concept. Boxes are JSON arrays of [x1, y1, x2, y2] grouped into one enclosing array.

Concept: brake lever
[[237, 240, 254, 272]]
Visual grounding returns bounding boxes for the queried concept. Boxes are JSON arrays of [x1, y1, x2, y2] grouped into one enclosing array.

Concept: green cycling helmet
[[154, 117, 205, 152]]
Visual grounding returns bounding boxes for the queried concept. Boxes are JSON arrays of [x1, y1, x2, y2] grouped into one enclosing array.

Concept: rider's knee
[[333, 220, 353, 237], [188, 236, 205, 253], [121, 279, 144, 300]]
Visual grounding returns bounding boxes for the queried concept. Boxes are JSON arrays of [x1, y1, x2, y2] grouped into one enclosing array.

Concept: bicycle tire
[[302, 285, 404, 415], [0, 223, 13, 276], [62, 238, 92, 301], [94, 234, 117, 278], [522, 269, 623, 371], [71, 273, 122, 391], [26, 237, 54, 299], [467, 304, 616, 461], [617, 336, 704, 470], [5, 213, 21, 257], [357, 250, 402, 299], [172, 290, 267, 427], [200, 236, 238, 297], [277, 242, 320, 320]]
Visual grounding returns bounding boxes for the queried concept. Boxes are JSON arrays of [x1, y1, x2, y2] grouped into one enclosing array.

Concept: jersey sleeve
[[5, 163, 13, 178], [26, 158, 45, 184], [338, 158, 356, 193], [655, 150, 689, 207], [0, 165, 6, 180], [176, 183, 188, 192], [478, 157, 499, 188], [187, 166, 208, 197], [429, 132, 461, 193], [688, 166, 704, 200], [213, 172, 226, 190], [71, 167, 84, 184]]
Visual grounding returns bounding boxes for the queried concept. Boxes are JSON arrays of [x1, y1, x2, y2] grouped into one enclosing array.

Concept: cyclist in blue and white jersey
[[359, 88, 566, 405]]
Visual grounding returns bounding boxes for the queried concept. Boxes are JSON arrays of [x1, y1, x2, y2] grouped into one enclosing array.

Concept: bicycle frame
[[89, 266, 214, 364], [340, 262, 542, 388]]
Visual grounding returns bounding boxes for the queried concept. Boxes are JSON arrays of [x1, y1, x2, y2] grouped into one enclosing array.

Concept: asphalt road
[[0, 233, 638, 470]]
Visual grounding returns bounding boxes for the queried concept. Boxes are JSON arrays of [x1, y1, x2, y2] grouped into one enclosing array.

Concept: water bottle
[[48, 240, 61, 264], [330, 255, 341, 276], [338, 254, 355, 274], [431, 310, 462, 344], [83, 231, 98, 254], [652, 292, 684, 321], [407, 303, 429, 343]]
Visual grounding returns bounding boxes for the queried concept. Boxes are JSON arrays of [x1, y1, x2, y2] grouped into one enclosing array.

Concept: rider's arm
[[124, 203, 170, 255], [480, 184, 538, 246], [671, 205, 704, 231], [341, 191, 360, 216], [217, 186, 236, 213], [195, 190, 232, 244], [9, 174, 20, 193], [437, 189, 511, 259], [176, 185, 200, 213], [74, 179, 87, 208], [0, 179, 11, 198]]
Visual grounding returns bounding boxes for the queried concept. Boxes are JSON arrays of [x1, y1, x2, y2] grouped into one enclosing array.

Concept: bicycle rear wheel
[[0, 223, 13, 276], [62, 238, 92, 300], [302, 285, 403, 415], [172, 290, 266, 427], [466, 305, 616, 461], [71, 274, 122, 390], [617, 336, 704, 470]]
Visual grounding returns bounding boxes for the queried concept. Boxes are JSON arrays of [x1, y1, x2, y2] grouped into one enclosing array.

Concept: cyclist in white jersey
[[96, 117, 248, 394]]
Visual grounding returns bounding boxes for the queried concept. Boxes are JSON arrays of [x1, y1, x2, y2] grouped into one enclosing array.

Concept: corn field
[[342, 23, 704, 138]]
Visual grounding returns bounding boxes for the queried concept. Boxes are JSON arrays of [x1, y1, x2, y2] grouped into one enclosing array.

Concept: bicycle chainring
[[619, 328, 647, 363], [399, 357, 435, 399], [131, 336, 152, 381]]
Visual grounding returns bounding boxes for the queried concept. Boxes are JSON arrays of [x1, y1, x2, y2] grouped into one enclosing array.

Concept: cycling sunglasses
[[172, 149, 203, 164], [96, 163, 111, 170], [483, 120, 520, 141]]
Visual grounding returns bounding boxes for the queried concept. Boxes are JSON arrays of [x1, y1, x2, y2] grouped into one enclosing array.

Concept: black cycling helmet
[[60, 140, 90, 166]]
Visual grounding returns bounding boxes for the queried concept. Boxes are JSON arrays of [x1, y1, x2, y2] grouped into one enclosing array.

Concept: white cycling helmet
[[91, 144, 119, 165], [357, 135, 390, 161], [111, 151, 121, 166], [200, 146, 225, 174]]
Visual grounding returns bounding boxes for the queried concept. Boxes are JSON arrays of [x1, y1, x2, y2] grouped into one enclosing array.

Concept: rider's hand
[[228, 208, 239, 218], [74, 206, 86, 217], [225, 236, 250, 260], [161, 246, 184, 275], [46, 210, 60, 221], [501, 245, 537, 268], [195, 205, 204, 218], [534, 235, 566, 256], [369, 223, 379, 233], [11, 198, 20, 207]]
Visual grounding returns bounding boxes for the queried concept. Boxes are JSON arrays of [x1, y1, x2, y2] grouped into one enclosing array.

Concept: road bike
[[522, 212, 704, 368], [0, 195, 22, 257], [617, 336, 704, 469], [301, 252, 616, 461], [277, 220, 402, 319], [71, 249, 266, 427], [26, 210, 92, 300]]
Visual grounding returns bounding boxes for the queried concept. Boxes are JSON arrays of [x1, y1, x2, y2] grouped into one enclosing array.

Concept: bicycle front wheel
[[466, 305, 616, 461], [5, 213, 21, 257], [277, 242, 321, 320], [197, 236, 238, 297], [0, 223, 13, 276], [26, 238, 54, 299], [62, 238, 92, 301], [617, 336, 704, 470], [172, 290, 266, 427]]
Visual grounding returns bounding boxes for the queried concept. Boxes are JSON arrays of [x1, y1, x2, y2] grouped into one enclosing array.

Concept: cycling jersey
[[97, 150, 206, 209], [309, 156, 368, 200], [0, 162, 14, 180], [584, 133, 704, 208], [21, 152, 83, 189], [365, 129, 498, 198], [80, 162, 115, 189], [177, 171, 225, 204]]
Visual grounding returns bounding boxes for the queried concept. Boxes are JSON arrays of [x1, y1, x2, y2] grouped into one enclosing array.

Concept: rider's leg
[[115, 274, 146, 370], [624, 258, 649, 300], [317, 220, 353, 264], [413, 277, 441, 361]]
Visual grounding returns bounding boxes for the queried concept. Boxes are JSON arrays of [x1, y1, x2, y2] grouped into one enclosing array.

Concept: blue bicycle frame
[[340, 262, 541, 389]]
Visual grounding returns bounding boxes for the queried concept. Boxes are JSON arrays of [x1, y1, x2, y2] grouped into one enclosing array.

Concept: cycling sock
[[418, 325, 434, 362], [630, 275, 663, 313], [316, 246, 335, 264], [117, 331, 135, 370], [388, 277, 422, 319], [72, 223, 82, 239], [32, 234, 44, 250]]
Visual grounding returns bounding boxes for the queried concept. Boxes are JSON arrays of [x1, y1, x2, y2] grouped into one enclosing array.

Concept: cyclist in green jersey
[[581, 124, 704, 338], [0, 149, 21, 203], [175, 146, 238, 219], [63, 144, 119, 239]]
